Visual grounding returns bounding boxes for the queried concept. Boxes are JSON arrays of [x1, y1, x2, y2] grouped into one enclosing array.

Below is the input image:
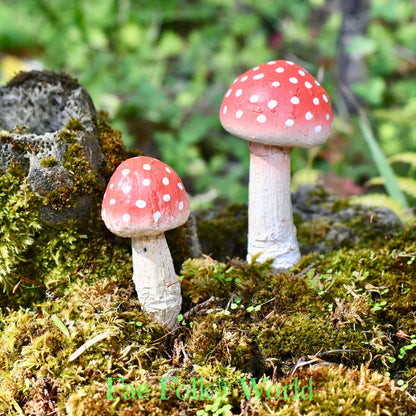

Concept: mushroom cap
[[220, 60, 333, 148], [101, 156, 190, 237]]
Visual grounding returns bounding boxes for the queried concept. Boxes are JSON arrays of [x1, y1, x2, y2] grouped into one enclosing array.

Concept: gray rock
[[0, 71, 105, 224]]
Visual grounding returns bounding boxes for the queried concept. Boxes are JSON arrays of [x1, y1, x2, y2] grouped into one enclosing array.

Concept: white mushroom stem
[[131, 233, 181, 329], [247, 142, 301, 271]]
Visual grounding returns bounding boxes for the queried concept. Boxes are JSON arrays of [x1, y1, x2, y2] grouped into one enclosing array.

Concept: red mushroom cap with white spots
[[101, 156, 190, 237], [220, 60, 333, 148]]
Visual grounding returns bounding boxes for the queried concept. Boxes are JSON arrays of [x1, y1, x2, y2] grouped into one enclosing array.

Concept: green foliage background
[[1, 0, 416, 210]]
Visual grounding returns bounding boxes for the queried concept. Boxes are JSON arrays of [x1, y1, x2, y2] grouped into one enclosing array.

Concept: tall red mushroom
[[220, 60, 333, 271], [101, 156, 190, 328]]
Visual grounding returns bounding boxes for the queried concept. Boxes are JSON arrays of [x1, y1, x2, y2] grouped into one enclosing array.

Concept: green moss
[[0, 163, 42, 290], [40, 156, 58, 167], [95, 111, 140, 179], [65, 118, 85, 132], [241, 365, 415, 415], [1, 214, 415, 414], [58, 118, 85, 144], [1, 121, 415, 414], [0, 132, 30, 155]]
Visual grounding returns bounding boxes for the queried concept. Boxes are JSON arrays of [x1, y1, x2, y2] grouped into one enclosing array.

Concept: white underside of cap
[[226, 125, 330, 149]]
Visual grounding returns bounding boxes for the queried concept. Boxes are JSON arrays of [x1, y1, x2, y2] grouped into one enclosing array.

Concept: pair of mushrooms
[[101, 60, 333, 328]]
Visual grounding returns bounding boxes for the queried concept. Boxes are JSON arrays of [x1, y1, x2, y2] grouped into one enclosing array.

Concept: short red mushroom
[[101, 156, 190, 328], [220, 60, 333, 271]]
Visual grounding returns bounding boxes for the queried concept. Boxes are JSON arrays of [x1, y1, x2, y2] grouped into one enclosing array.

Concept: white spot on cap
[[315, 80, 321, 86], [252, 66, 260, 71], [305, 81, 312, 89], [236, 110, 243, 119], [290, 97, 300, 105], [289, 77, 298, 84], [162, 177, 169, 185], [110, 198, 116, 205], [121, 169, 130, 177], [143, 179, 150, 186], [267, 61, 276, 65], [313, 97, 320, 105], [179, 201, 184, 210], [326, 113, 330, 120], [268, 100, 277, 109], [272, 81, 280, 87], [165, 166, 171, 173], [253, 73, 264, 80], [178, 183, 183, 190], [109, 183, 114, 189], [257, 114, 266, 123], [225, 89, 232, 98], [163, 194, 171, 202], [122, 185, 132, 194], [122, 213, 130, 222], [315, 125, 322, 133], [305, 111, 313, 120], [241, 75, 248, 82], [153, 211, 161, 221], [276, 67, 284, 73], [285, 119, 294, 127], [136, 200, 146, 208], [298, 70, 306, 76], [233, 78, 238, 83], [286, 60, 294, 65], [223, 105, 228, 115], [143, 164, 151, 170], [250, 95, 259, 103], [323, 94, 329, 103], [235, 89, 243, 97]]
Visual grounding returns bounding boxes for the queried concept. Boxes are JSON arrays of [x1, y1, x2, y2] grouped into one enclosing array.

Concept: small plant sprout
[[220, 60, 333, 271], [101, 156, 190, 329]]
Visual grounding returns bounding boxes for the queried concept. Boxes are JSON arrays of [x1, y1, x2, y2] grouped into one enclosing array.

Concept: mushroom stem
[[131, 233, 181, 329], [247, 142, 301, 271]]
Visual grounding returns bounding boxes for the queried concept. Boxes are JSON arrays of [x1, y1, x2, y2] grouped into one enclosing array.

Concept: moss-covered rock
[[195, 203, 248, 262], [0, 71, 108, 224]]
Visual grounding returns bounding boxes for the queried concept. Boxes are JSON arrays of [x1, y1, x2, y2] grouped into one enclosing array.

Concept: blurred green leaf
[[347, 35, 377, 57], [353, 78, 386, 106], [1, 0, 416, 209]]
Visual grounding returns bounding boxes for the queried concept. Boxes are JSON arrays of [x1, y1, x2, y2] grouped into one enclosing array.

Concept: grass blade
[[338, 81, 408, 208], [52, 314, 70, 337], [358, 116, 408, 208], [68, 331, 117, 362]]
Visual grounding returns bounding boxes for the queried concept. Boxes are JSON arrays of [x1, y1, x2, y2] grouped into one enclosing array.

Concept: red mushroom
[[101, 156, 190, 328], [220, 60, 333, 271]]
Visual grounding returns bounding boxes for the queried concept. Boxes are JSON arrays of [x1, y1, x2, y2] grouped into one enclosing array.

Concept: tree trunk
[[336, 0, 371, 112]]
